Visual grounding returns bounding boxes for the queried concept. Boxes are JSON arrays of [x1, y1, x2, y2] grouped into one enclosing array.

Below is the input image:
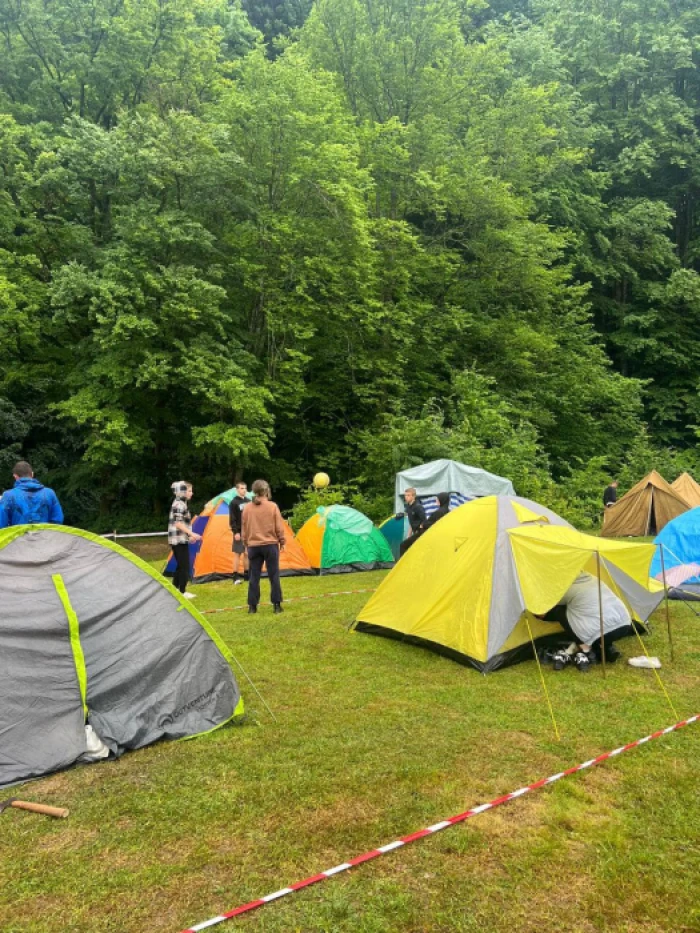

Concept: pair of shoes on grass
[[552, 646, 591, 673], [248, 604, 283, 614], [552, 643, 578, 671]]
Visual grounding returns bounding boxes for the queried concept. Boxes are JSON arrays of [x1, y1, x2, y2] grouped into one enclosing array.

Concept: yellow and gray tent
[[0, 525, 243, 790], [355, 496, 663, 672]]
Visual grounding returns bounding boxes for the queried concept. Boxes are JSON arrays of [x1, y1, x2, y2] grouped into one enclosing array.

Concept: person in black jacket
[[399, 492, 451, 557], [398, 487, 426, 557], [228, 481, 249, 584], [603, 480, 618, 509], [424, 491, 451, 528]]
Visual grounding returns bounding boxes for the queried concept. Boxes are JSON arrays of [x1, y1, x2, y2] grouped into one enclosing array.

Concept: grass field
[[1, 556, 699, 933]]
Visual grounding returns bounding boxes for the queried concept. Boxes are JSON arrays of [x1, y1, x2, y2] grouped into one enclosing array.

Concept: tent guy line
[[179, 713, 699, 933], [199, 588, 377, 615]]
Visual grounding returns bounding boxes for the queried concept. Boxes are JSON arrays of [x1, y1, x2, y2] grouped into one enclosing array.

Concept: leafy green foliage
[[241, 0, 313, 52], [0, 0, 698, 526]]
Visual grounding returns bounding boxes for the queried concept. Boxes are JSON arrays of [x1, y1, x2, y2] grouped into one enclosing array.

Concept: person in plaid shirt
[[168, 481, 201, 598]]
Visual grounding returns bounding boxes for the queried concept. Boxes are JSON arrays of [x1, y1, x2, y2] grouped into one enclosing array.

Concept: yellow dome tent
[[354, 496, 663, 672]]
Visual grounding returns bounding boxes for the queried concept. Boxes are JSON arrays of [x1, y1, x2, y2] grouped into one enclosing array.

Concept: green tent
[[297, 505, 394, 573]]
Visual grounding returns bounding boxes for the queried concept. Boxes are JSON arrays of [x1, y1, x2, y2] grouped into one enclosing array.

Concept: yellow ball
[[313, 472, 330, 489]]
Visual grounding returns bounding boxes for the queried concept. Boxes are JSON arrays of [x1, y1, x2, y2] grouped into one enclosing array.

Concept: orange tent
[[671, 472, 700, 509], [166, 490, 313, 582], [601, 470, 688, 538]]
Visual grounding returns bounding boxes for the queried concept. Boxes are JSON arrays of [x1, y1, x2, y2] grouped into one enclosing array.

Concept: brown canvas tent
[[602, 470, 689, 538], [671, 472, 700, 509]]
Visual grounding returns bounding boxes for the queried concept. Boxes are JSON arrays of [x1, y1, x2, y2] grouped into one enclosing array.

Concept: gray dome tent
[[0, 526, 243, 790]]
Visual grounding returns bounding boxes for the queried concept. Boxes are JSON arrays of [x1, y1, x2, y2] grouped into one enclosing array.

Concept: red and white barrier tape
[[200, 588, 375, 615], [180, 713, 699, 932]]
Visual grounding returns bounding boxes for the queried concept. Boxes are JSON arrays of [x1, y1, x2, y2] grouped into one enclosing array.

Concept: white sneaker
[[183, 592, 196, 600], [628, 656, 661, 669], [234, 578, 243, 585]]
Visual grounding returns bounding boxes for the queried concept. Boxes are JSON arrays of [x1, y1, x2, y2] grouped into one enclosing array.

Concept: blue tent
[[650, 507, 700, 592], [378, 514, 408, 561]]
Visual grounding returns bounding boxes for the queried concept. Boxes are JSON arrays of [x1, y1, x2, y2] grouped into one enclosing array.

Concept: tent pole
[[645, 491, 654, 537], [659, 544, 674, 662], [596, 550, 607, 678]]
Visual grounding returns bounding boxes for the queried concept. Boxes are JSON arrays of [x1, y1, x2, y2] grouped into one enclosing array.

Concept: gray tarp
[[394, 459, 515, 511], [0, 527, 240, 790]]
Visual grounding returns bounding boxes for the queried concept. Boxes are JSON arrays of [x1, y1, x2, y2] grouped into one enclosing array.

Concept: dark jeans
[[172, 543, 190, 594], [248, 544, 282, 607]]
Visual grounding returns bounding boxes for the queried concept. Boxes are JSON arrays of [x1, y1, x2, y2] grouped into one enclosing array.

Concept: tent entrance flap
[[53, 573, 88, 717], [507, 525, 663, 622]]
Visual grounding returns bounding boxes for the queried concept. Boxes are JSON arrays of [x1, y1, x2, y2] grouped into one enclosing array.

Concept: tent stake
[[659, 544, 674, 662], [595, 551, 606, 677]]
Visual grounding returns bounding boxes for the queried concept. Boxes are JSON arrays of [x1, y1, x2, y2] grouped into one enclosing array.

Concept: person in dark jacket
[[228, 481, 249, 585], [398, 487, 427, 557], [0, 461, 64, 528], [603, 480, 618, 509], [424, 491, 451, 528], [403, 488, 426, 534], [399, 492, 451, 557]]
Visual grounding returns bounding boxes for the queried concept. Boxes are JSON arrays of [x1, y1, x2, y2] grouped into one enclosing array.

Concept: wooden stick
[[10, 801, 69, 818], [596, 550, 607, 678], [659, 544, 674, 662]]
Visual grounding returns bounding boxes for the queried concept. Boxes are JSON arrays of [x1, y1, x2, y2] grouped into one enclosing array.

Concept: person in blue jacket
[[0, 461, 64, 528]]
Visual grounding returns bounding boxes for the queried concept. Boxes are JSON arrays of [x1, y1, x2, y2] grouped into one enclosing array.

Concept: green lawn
[[1, 567, 699, 933]]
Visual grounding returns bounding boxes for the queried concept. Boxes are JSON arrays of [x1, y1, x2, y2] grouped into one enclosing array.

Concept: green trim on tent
[[180, 693, 245, 742], [0, 524, 244, 726], [52, 573, 88, 717], [205, 488, 254, 509]]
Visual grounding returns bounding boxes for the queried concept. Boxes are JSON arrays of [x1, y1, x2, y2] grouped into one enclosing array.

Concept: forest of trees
[[1, 0, 699, 529]]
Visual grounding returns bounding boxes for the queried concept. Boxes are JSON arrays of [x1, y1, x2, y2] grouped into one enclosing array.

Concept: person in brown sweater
[[242, 479, 286, 614]]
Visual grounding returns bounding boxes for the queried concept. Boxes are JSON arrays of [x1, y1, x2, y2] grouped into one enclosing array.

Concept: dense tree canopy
[[0, 0, 698, 528]]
